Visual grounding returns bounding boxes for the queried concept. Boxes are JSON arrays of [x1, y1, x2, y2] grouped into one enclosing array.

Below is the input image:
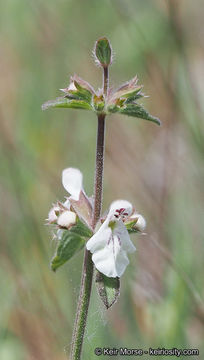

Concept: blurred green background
[[0, 0, 204, 359]]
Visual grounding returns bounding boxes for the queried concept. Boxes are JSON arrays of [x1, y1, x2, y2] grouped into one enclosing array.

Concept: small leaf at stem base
[[95, 271, 120, 309]]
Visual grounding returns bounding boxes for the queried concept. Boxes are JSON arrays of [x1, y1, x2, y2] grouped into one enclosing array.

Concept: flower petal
[[114, 248, 130, 277], [63, 198, 71, 209], [92, 241, 129, 278], [62, 168, 83, 201], [114, 220, 136, 253], [86, 222, 111, 253]]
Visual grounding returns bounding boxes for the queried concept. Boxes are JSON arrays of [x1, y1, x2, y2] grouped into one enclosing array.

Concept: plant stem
[[92, 114, 106, 228], [70, 249, 94, 360], [103, 66, 109, 96], [70, 75, 107, 359]]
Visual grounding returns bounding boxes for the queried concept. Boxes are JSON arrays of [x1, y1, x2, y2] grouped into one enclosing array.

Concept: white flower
[[57, 210, 77, 228], [86, 200, 136, 278], [47, 168, 83, 225], [62, 167, 83, 201]]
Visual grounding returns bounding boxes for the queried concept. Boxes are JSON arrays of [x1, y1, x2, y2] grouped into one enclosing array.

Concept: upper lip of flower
[[108, 199, 133, 221], [62, 167, 84, 202]]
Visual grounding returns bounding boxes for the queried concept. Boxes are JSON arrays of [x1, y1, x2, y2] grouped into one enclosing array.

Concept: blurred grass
[[0, 0, 204, 359]]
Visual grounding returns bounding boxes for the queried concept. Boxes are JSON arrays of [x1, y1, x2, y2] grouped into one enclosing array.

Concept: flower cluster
[[42, 73, 160, 125], [42, 38, 160, 126], [47, 168, 145, 278], [47, 168, 83, 229]]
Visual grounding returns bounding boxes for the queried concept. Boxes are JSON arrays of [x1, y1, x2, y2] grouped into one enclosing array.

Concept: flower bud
[[125, 212, 146, 233], [47, 206, 60, 224], [134, 214, 146, 232], [60, 81, 77, 94], [60, 75, 95, 104], [108, 76, 143, 105], [94, 37, 112, 68], [57, 210, 77, 229], [71, 74, 95, 94]]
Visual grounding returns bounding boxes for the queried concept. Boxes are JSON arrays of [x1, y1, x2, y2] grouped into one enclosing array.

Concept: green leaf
[[125, 92, 144, 103], [95, 271, 120, 309], [70, 219, 93, 238], [42, 97, 92, 111], [65, 91, 92, 103], [119, 104, 161, 125], [106, 104, 118, 113], [94, 37, 112, 67], [51, 230, 85, 271]]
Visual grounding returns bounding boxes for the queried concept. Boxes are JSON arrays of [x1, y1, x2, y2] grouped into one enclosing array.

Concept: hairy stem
[[103, 66, 109, 96], [70, 102, 107, 359], [92, 114, 106, 228], [70, 249, 94, 360]]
